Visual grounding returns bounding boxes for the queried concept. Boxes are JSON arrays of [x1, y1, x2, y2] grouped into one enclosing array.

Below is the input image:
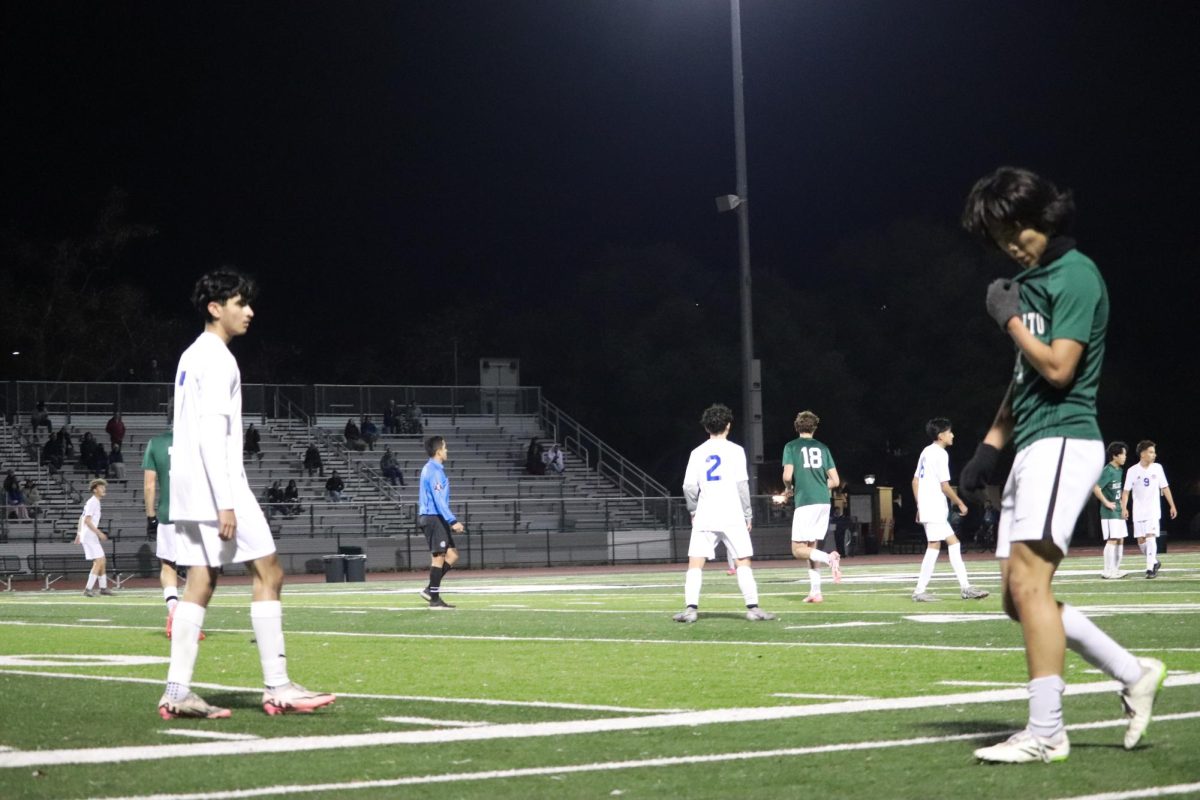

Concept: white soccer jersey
[[170, 332, 248, 521], [914, 443, 951, 523], [683, 438, 750, 533], [1124, 463, 1168, 522], [78, 495, 102, 536]]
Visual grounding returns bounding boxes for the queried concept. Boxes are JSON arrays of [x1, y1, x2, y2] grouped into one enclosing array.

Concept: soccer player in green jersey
[[959, 168, 1164, 763], [781, 410, 841, 603], [1093, 441, 1128, 579]]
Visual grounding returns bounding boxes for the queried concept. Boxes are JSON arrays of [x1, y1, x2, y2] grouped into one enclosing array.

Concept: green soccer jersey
[[141, 431, 173, 521], [1097, 463, 1123, 520], [1010, 246, 1107, 451], [783, 437, 835, 506]]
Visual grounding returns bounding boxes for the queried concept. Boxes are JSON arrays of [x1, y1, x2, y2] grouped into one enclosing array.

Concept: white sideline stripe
[[783, 621, 894, 629], [330, 611, 367, 615], [159, 730, 261, 741], [0, 670, 683, 714], [772, 692, 876, 700], [8, 674, 1199, 770], [0, 620, 1030, 652], [379, 716, 490, 728], [940, 680, 1025, 688], [1053, 782, 1200, 800], [77, 618, 113, 623], [62, 712, 1200, 800]]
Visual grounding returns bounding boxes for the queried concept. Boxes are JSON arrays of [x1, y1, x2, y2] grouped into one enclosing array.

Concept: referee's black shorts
[[419, 515, 456, 555]]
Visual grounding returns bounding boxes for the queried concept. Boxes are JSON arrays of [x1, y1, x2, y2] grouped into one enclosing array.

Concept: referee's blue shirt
[[419, 459, 456, 523]]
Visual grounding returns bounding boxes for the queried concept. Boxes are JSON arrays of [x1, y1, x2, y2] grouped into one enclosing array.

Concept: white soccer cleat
[[1099, 571, 1112, 579], [974, 728, 1069, 764], [262, 683, 336, 716], [1110, 570, 1128, 579], [745, 607, 776, 621], [828, 551, 842, 584], [672, 607, 698, 623], [911, 592, 939, 602], [1122, 657, 1166, 749], [158, 691, 231, 720], [961, 586, 989, 600]]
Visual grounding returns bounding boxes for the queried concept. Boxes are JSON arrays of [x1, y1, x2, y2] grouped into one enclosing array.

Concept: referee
[[418, 435, 463, 609]]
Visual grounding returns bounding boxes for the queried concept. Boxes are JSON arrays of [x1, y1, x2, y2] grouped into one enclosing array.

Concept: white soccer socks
[[914, 548, 939, 595], [251, 600, 289, 688], [85, 572, 98, 590], [166, 601, 206, 694], [1061, 604, 1142, 685], [163, 586, 179, 611], [948, 542, 970, 590], [1028, 675, 1066, 739], [1102, 541, 1116, 574], [735, 565, 759, 607], [808, 549, 831, 565], [808, 568, 822, 595], [1144, 538, 1158, 571], [684, 568, 703, 608]]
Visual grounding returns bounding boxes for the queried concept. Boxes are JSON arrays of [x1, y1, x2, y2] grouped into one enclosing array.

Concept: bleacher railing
[[0, 496, 801, 578]]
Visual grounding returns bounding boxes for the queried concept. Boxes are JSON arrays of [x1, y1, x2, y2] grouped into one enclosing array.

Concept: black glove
[[147, 516, 158, 538], [986, 278, 1021, 330], [959, 443, 1000, 492]]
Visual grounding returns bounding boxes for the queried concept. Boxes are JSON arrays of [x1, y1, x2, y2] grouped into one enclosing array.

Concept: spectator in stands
[[23, 479, 41, 518], [325, 470, 346, 502], [407, 402, 424, 434], [383, 400, 399, 434], [105, 411, 126, 447], [303, 443, 324, 477], [344, 418, 366, 451], [525, 437, 545, 475], [360, 415, 379, 451], [75, 478, 113, 596], [57, 426, 75, 458], [244, 423, 264, 465], [79, 432, 98, 469], [283, 479, 303, 516], [42, 437, 64, 474], [380, 445, 405, 486], [543, 444, 565, 475], [265, 480, 284, 519], [30, 402, 53, 438], [108, 442, 127, 481], [4, 471, 29, 520], [90, 442, 110, 479]]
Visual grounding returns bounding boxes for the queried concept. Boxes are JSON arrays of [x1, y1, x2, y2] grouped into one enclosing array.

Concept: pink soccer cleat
[[829, 551, 842, 584], [803, 593, 824, 604], [262, 683, 336, 715]]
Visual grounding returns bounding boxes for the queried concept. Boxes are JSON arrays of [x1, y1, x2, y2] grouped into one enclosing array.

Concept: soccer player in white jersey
[[1121, 440, 1176, 579], [673, 404, 775, 623], [910, 418, 988, 602], [74, 478, 113, 596], [1093, 441, 1128, 579], [158, 270, 334, 720]]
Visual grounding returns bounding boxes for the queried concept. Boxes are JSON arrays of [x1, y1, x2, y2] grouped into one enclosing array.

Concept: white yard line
[[0, 669, 683, 714], [159, 730, 261, 741], [6, 674, 1198, 770], [378, 716, 491, 728], [783, 622, 894, 629], [1053, 783, 1200, 800], [771, 692, 876, 700], [939, 680, 1026, 688], [64, 711, 1200, 800]]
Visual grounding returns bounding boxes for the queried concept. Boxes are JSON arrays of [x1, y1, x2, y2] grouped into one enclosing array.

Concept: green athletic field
[[1, 553, 1198, 800]]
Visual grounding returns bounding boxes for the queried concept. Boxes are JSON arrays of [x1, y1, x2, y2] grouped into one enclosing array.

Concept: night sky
[[3, 2, 1198, 520]]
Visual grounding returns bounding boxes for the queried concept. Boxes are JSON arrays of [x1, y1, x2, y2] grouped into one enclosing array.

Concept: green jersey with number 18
[[783, 437, 835, 506]]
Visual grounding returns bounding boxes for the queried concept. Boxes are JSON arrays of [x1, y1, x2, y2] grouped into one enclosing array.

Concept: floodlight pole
[[730, 0, 758, 493]]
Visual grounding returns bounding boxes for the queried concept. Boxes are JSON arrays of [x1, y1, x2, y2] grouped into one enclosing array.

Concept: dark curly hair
[[700, 404, 734, 435], [192, 269, 258, 323]]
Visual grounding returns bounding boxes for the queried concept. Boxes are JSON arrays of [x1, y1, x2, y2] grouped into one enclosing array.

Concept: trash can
[[344, 554, 367, 582], [323, 555, 346, 583]]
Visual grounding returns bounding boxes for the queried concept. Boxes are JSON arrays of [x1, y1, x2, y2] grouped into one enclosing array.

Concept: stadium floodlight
[[715, 194, 742, 213], [864, 475, 876, 485]]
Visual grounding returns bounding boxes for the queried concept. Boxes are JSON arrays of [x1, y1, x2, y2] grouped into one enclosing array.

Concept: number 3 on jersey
[[705, 454, 722, 481]]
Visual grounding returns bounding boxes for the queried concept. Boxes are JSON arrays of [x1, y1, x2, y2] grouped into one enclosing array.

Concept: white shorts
[[922, 521, 955, 542], [173, 505, 276, 568], [1101, 519, 1128, 540], [80, 531, 105, 561], [688, 525, 753, 561], [1133, 520, 1160, 538], [155, 522, 178, 563], [791, 504, 831, 542], [996, 437, 1103, 559]]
